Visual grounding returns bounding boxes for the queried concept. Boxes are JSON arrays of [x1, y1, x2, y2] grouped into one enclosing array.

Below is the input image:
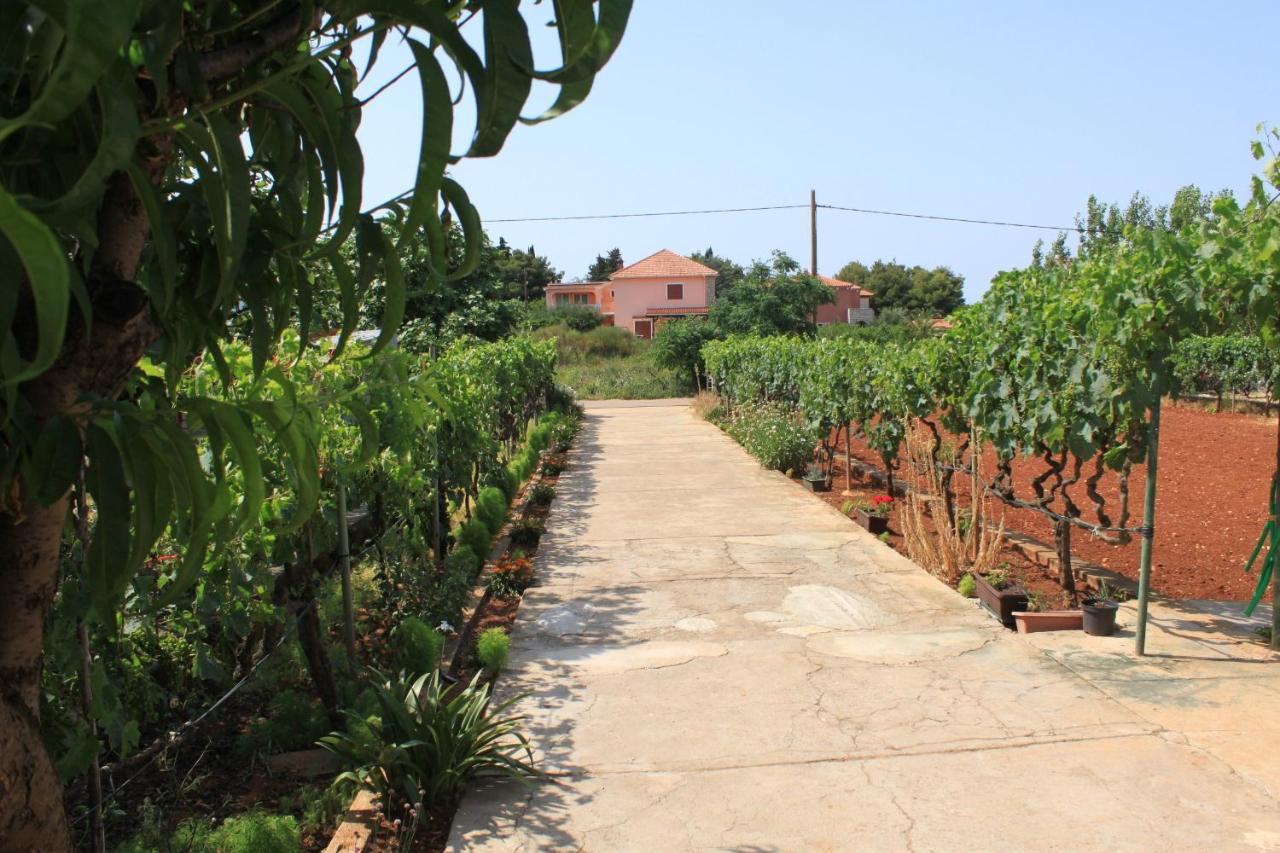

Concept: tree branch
[[197, 4, 312, 85]]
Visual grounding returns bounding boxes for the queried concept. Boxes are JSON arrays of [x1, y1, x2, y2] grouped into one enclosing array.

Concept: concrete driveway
[[448, 400, 1280, 852]]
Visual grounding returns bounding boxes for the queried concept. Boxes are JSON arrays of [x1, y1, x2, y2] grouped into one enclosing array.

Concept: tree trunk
[[0, 172, 159, 849], [1056, 519, 1077, 601]]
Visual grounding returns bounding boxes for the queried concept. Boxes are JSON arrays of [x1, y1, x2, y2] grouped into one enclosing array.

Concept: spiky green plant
[[319, 670, 540, 814]]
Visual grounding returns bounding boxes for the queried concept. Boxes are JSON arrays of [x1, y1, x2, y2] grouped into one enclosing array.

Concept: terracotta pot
[[1081, 598, 1119, 636], [973, 574, 1029, 628], [855, 508, 888, 535], [802, 477, 830, 493], [1012, 610, 1084, 634]]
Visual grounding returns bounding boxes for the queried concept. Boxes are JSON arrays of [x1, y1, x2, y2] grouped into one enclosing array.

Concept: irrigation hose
[[1244, 476, 1279, 616]]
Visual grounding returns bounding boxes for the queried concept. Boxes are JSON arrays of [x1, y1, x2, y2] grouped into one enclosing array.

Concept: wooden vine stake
[[336, 480, 356, 674], [1134, 387, 1163, 656]]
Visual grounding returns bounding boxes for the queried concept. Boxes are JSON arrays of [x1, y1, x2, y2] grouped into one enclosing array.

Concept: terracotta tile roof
[[930, 318, 953, 330], [642, 306, 710, 316], [611, 249, 717, 279], [818, 275, 874, 298]]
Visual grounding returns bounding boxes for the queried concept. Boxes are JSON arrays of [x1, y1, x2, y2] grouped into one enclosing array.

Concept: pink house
[[544, 249, 717, 339], [814, 275, 876, 326]]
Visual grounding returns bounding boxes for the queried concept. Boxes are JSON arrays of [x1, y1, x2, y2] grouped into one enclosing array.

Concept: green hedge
[[475, 486, 509, 536]]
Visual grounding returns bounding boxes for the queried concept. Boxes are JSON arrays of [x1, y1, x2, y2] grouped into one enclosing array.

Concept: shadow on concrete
[[453, 410, 655, 849]]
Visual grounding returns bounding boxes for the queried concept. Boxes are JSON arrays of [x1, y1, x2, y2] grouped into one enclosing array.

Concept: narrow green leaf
[[0, 183, 71, 388]]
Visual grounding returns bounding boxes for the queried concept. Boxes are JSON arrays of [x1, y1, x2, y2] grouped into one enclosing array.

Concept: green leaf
[[85, 422, 132, 620], [369, 228, 405, 357], [401, 39, 451, 240], [470, 0, 533, 158], [23, 414, 83, 506], [441, 178, 481, 281], [0, 0, 141, 142], [0, 183, 71, 388]]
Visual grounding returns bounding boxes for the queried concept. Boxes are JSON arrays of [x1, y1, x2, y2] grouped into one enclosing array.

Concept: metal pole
[[336, 480, 356, 673], [809, 189, 818, 275], [1134, 387, 1163, 656]]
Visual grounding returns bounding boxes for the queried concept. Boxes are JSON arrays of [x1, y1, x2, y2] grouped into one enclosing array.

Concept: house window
[[666, 283, 683, 301]]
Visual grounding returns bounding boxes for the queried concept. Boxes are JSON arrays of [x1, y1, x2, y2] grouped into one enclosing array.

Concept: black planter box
[[974, 574, 1029, 628], [802, 477, 830, 493], [855, 509, 889, 535]]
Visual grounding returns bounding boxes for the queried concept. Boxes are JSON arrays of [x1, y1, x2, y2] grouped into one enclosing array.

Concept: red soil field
[[838, 403, 1278, 602]]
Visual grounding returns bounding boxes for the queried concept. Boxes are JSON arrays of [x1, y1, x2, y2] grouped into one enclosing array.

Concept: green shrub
[[236, 689, 331, 756], [957, 574, 977, 598], [726, 404, 815, 472], [509, 517, 544, 548], [476, 487, 509, 536], [495, 466, 519, 503], [476, 629, 511, 673], [456, 518, 491, 560], [392, 617, 443, 674], [117, 811, 302, 853], [528, 421, 553, 452], [320, 670, 540, 813], [283, 784, 349, 836], [529, 483, 555, 506]]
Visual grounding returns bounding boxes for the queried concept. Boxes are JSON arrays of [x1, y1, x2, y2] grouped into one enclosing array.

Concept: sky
[[354, 1, 1279, 304]]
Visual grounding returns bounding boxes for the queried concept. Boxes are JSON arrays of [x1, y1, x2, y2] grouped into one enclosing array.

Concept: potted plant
[[973, 567, 1029, 628], [801, 463, 830, 493], [1081, 580, 1122, 636], [854, 495, 893, 534], [1012, 591, 1083, 633]]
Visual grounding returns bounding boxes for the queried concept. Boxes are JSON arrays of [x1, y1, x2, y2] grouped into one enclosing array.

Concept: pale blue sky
[[355, 2, 1278, 303]]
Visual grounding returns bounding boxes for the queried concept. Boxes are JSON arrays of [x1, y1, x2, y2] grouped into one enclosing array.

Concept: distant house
[[544, 249, 717, 339], [814, 275, 876, 326]]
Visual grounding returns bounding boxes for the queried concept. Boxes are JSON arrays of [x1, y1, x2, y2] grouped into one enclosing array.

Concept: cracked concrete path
[[448, 401, 1280, 852]]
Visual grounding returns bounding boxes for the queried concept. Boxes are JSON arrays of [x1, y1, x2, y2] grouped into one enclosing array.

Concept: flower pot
[[855, 509, 888, 535], [1081, 598, 1119, 636], [1012, 610, 1084, 634], [973, 574, 1029, 628], [802, 477, 830, 493]]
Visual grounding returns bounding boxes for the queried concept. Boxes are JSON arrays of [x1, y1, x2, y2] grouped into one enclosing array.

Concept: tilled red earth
[[837, 403, 1278, 602]]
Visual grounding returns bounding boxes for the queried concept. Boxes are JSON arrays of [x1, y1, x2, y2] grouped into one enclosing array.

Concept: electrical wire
[[483, 203, 809, 223], [817, 203, 1082, 234]]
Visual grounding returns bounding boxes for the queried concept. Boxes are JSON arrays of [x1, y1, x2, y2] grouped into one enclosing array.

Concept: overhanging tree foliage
[[0, 1, 630, 846]]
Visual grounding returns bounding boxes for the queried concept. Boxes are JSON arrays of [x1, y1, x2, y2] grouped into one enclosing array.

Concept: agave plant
[[319, 669, 540, 814]]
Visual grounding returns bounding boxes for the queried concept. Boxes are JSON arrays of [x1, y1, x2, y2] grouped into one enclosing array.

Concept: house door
[[634, 319, 652, 340]]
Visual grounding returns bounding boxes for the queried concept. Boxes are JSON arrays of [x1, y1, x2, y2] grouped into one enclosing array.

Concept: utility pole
[[809, 189, 818, 275]]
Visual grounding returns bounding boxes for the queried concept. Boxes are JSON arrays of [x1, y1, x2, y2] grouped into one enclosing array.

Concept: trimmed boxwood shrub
[[455, 518, 492, 560], [476, 486, 508, 535], [393, 616, 443, 673]]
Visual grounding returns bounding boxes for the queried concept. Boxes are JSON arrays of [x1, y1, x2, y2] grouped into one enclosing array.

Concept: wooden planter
[[802, 477, 830, 493], [855, 508, 889, 535], [974, 574, 1029, 628], [1012, 610, 1084, 634]]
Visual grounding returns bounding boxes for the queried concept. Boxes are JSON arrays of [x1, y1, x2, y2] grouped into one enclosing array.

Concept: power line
[[481, 200, 1086, 233], [483, 203, 808, 223], [352, 191, 1101, 236], [818, 203, 1082, 234]]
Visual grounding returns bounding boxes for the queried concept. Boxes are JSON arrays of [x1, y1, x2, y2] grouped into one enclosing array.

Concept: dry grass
[[691, 391, 722, 420], [900, 422, 1005, 585]]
